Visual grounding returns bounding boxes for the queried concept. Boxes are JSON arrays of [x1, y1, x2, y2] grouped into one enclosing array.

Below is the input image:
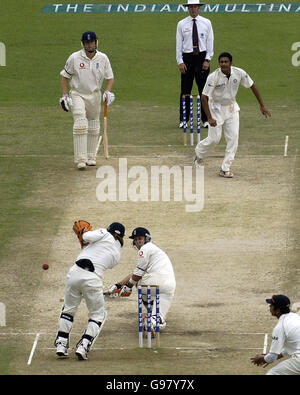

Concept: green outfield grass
[[0, 0, 299, 375]]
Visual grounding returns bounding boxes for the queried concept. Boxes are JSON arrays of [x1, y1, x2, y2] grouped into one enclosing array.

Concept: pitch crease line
[[284, 135, 289, 157], [27, 333, 40, 366]]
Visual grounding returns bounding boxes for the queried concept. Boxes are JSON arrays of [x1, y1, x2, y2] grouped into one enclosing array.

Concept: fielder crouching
[[107, 227, 176, 335]]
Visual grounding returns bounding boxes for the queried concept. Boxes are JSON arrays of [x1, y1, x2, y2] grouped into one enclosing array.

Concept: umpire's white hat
[[182, 0, 205, 6]]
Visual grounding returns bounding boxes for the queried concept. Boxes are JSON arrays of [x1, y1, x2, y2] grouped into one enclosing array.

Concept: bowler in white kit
[[195, 52, 271, 178], [59, 31, 115, 169]]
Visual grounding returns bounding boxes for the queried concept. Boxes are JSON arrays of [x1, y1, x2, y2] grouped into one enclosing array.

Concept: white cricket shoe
[[219, 169, 234, 178], [194, 156, 204, 167], [75, 344, 88, 360], [86, 159, 96, 166], [77, 162, 86, 170], [56, 340, 68, 358]]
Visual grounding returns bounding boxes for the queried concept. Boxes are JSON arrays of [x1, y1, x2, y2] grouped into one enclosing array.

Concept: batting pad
[[87, 119, 100, 160], [73, 118, 88, 163]]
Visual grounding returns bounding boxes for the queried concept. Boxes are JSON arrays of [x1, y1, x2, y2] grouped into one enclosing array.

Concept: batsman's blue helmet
[[81, 31, 98, 43]]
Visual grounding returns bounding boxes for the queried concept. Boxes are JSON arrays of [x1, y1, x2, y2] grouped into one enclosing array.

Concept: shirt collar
[[80, 48, 99, 60]]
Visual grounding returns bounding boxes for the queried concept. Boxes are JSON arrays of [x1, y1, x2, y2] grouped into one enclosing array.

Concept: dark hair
[[218, 52, 232, 62], [113, 233, 124, 247], [279, 306, 290, 314]]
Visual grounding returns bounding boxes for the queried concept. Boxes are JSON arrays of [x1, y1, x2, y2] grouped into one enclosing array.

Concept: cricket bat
[[102, 101, 109, 159]]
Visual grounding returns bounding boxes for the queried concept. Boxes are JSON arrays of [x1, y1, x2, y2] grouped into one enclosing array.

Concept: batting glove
[[60, 94, 73, 112], [118, 285, 132, 297], [103, 90, 115, 106], [107, 283, 121, 298]]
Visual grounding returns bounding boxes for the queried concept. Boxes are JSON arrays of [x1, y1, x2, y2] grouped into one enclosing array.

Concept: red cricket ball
[[42, 264, 49, 270]]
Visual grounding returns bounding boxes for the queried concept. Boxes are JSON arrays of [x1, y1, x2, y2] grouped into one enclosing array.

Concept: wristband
[[128, 277, 137, 286]]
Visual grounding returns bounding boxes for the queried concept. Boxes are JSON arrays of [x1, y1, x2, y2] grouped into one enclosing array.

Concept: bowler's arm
[[250, 84, 271, 118], [201, 94, 217, 127]]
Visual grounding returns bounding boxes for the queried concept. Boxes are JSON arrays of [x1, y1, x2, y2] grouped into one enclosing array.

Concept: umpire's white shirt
[[269, 313, 300, 356], [77, 228, 121, 277], [60, 49, 114, 95], [176, 15, 214, 64], [203, 66, 254, 111]]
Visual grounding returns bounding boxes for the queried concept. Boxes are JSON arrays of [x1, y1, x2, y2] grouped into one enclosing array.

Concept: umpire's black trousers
[[179, 51, 210, 123]]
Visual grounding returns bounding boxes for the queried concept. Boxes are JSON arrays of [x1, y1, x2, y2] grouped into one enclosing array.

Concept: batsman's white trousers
[[266, 354, 300, 375], [61, 264, 106, 323], [70, 90, 101, 163], [139, 273, 176, 322], [195, 104, 239, 172], [70, 90, 101, 120]]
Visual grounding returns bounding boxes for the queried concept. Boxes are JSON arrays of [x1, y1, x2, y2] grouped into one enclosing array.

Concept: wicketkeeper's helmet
[[129, 227, 151, 243], [107, 222, 125, 238]]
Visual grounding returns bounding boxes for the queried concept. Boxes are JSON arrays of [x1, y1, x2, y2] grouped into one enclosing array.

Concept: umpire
[[176, 0, 214, 128]]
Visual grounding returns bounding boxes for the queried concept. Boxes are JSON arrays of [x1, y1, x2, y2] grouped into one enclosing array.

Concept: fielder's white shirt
[[202, 66, 254, 109], [60, 49, 114, 95], [269, 313, 300, 355], [77, 228, 121, 277], [176, 15, 214, 64], [133, 242, 175, 279]]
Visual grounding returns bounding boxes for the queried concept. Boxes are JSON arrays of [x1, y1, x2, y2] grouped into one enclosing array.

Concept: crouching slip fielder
[[251, 295, 300, 375], [108, 227, 176, 333], [60, 31, 115, 170], [195, 52, 271, 178], [54, 221, 125, 360]]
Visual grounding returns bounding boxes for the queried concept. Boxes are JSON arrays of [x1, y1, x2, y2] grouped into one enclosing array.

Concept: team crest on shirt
[[139, 250, 144, 257], [233, 79, 238, 83], [200, 33, 205, 38], [96, 63, 99, 69], [80, 63, 85, 69]]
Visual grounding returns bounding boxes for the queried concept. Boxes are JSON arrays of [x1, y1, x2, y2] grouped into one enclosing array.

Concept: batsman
[[106, 227, 176, 335], [59, 31, 115, 170]]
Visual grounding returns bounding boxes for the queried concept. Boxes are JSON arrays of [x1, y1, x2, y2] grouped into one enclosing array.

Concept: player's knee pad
[[73, 118, 88, 135], [73, 119, 88, 162], [59, 312, 74, 332], [87, 120, 100, 160], [88, 119, 100, 135], [77, 317, 106, 351]]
